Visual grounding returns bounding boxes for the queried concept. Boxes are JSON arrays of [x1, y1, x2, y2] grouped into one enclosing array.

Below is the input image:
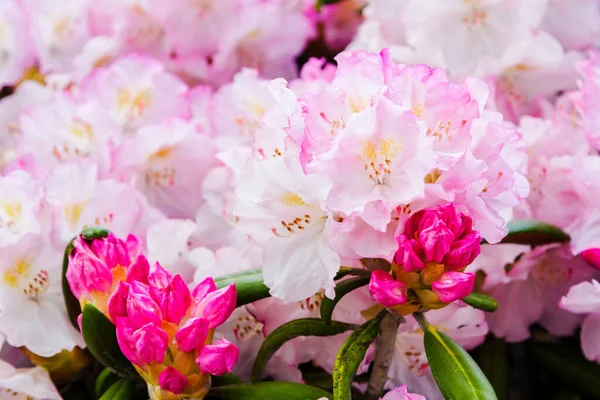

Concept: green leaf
[[320, 277, 370, 325], [81, 303, 139, 380], [333, 312, 384, 400], [98, 379, 135, 400], [252, 318, 356, 382], [493, 220, 570, 246], [528, 342, 600, 399], [212, 373, 243, 387], [95, 368, 120, 398], [462, 292, 498, 312], [208, 382, 332, 400], [61, 239, 80, 329], [423, 321, 497, 400], [472, 337, 508, 400], [214, 268, 271, 307], [80, 226, 111, 241]]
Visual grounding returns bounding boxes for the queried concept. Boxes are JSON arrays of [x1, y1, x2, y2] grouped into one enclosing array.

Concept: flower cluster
[[369, 204, 479, 314]]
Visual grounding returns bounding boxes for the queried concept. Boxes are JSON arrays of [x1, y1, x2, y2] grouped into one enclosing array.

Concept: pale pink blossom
[[0, 1, 36, 86], [560, 280, 600, 362], [0, 359, 61, 400]]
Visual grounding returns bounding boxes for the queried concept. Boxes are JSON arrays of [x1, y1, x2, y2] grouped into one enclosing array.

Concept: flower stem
[[365, 311, 404, 400]]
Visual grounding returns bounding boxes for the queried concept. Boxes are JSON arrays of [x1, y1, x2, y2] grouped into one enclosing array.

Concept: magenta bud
[[196, 338, 239, 376], [443, 232, 481, 271], [77, 314, 83, 332], [153, 275, 191, 324], [103, 233, 131, 269], [148, 262, 174, 290], [431, 271, 475, 303], [126, 234, 143, 260], [126, 282, 162, 328], [191, 277, 217, 301], [368, 270, 407, 307], [175, 317, 209, 352], [108, 281, 131, 321], [580, 248, 600, 270], [66, 251, 112, 298], [127, 255, 150, 284], [132, 322, 169, 364], [394, 238, 425, 272], [116, 319, 142, 366], [418, 218, 454, 263], [193, 284, 236, 329], [158, 367, 188, 395]]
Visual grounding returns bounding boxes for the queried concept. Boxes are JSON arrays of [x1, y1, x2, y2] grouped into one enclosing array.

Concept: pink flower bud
[[126, 234, 143, 260], [418, 218, 454, 263], [153, 275, 191, 324], [191, 277, 217, 300], [175, 317, 209, 352], [148, 262, 174, 290], [580, 248, 600, 269], [103, 233, 131, 269], [132, 322, 169, 364], [127, 255, 150, 284], [66, 251, 112, 298], [126, 282, 162, 328], [193, 284, 236, 329], [116, 319, 142, 366], [196, 338, 239, 376], [108, 281, 130, 321], [394, 238, 425, 272], [443, 232, 481, 271], [368, 270, 408, 307], [431, 271, 475, 303], [158, 367, 188, 395]]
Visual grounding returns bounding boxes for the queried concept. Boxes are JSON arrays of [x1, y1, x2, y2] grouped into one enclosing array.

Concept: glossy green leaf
[[333, 312, 384, 400], [472, 337, 508, 400], [62, 239, 80, 328], [212, 373, 243, 387], [320, 277, 370, 325], [252, 318, 356, 382], [96, 368, 120, 398], [208, 382, 332, 400], [529, 343, 600, 399], [423, 323, 497, 400], [81, 304, 139, 380], [493, 220, 570, 246], [463, 292, 498, 312], [214, 268, 270, 307], [80, 226, 111, 241], [98, 379, 135, 400]]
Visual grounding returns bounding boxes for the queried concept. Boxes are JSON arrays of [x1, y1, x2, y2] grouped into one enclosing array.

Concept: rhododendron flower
[[560, 279, 600, 362], [0, 1, 36, 87], [369, 203, 479, 314], [0, 234, 85, 357], [381, 384, 426, 400], [0, 359, 61, 400]]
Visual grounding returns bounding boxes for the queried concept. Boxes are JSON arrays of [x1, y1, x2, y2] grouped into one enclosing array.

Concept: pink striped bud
[[443, 232, 481, 271], [133, 322, 169, 364], [126, 282, 162, 328], [116, 319, 142, 366], [158, 367, 188, 395], [418, 217, 454, 263], [431, 271, 475, 303], [175, 317, 209, 353], [580, 248, 600, 270], [148, 262, 174, 290], [127, 255, 150, 284], [196, 339, 239, 376], [394, 238, 425, 272], [368, 270, 407, 307], [102, 233, 131, 269], [191, 277, 217, 300], [153, 274, 191, 324], [193, 284, 236, 329], [108, 281, 130, 321], [66, 251, 112, 298]]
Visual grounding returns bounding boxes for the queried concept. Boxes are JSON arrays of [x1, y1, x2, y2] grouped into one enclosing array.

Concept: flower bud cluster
[[369, 203, 480, 314]]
